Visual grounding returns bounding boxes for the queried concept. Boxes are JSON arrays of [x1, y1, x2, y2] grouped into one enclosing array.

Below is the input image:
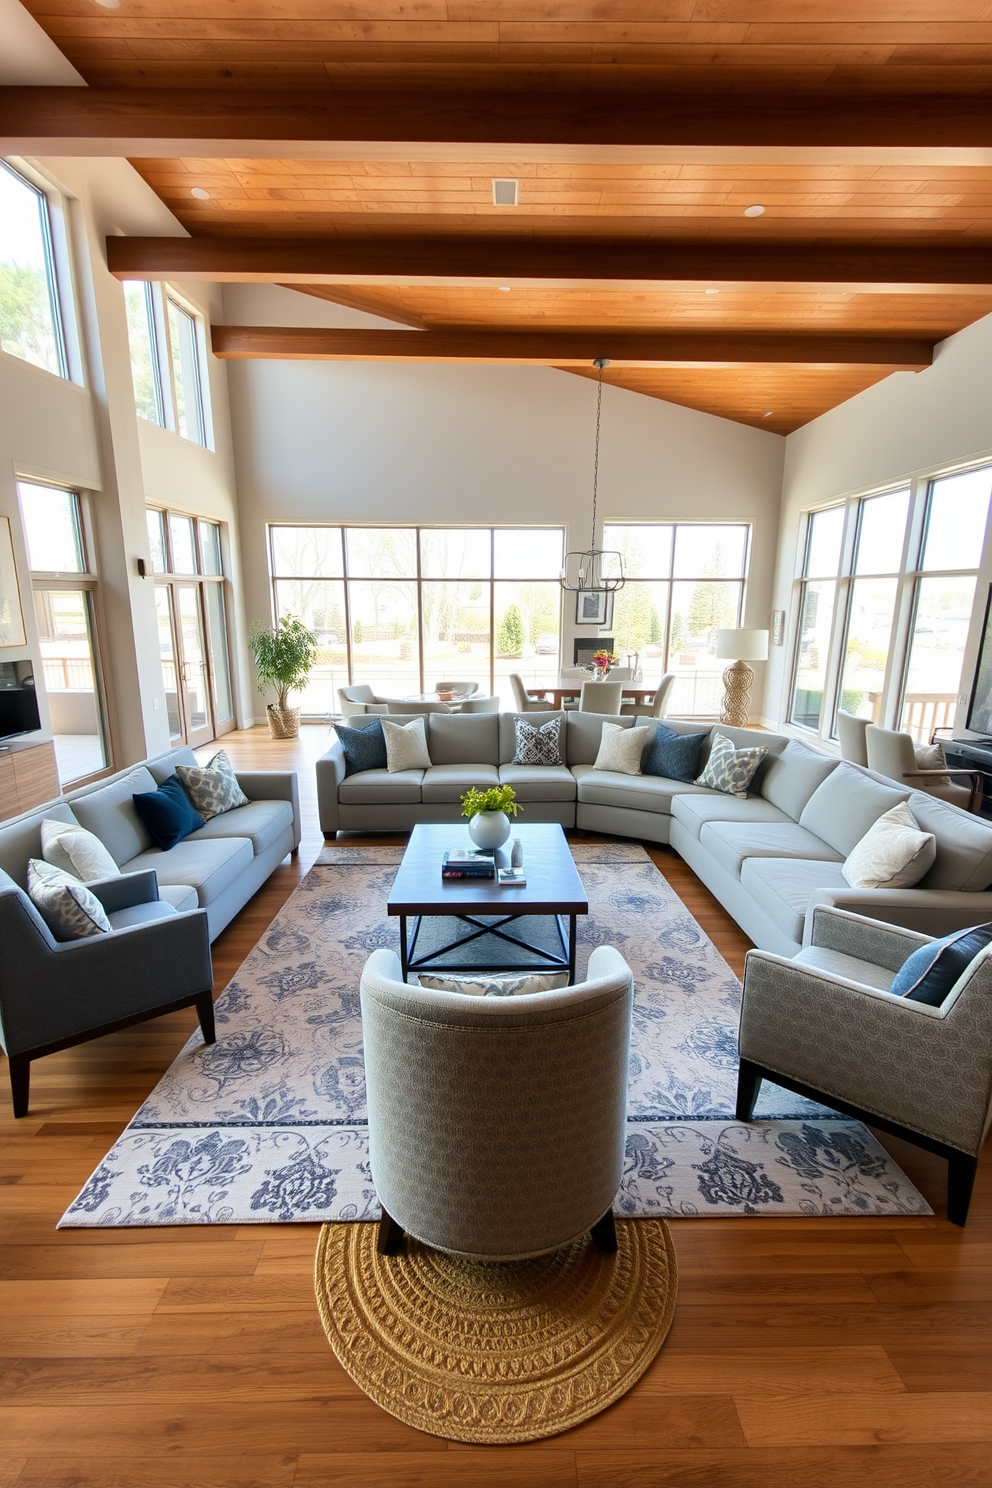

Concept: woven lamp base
[[720, 660, 754, 729]]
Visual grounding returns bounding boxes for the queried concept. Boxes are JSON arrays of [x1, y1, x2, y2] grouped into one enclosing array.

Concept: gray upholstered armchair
[[360, 946, 634, 1259], [736, 906, 992, 1225], [0, 868, 213, 1117]]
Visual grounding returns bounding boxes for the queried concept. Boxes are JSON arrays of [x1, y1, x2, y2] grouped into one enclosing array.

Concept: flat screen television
[[0, 661, 41, 742], [966, 583, 992, 739]]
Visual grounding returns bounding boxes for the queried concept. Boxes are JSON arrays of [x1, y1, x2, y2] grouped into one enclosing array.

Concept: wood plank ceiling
[[17, 0, 992, 434]]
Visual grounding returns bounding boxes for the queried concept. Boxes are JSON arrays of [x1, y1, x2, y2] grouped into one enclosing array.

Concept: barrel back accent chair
[[360, 946, 634, 1259], [337, 683, 388, 716], [458, 695, 500, 713], [865, 724, 981, 812], [433, 680, 478, 697]]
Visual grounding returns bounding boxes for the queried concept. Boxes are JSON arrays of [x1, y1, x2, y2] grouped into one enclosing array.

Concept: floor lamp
[[715, 629, 769, 728]]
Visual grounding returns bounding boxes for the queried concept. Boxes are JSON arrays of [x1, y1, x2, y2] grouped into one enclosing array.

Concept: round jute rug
[[313, 1219, 678, 1444]]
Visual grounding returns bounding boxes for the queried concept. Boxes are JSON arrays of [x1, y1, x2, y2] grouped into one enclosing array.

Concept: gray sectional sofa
[[0, 745, 302, 942], [317, 710, 992, 956]]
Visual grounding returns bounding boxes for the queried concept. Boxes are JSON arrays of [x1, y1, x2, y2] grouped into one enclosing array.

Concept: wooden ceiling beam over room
[[107, 236, 992, 293], [3, 85, 992, 155], [210, 325, 934, 369]]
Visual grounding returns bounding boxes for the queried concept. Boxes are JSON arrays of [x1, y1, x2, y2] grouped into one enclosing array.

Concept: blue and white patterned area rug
[[61, 843, 931, 1227]]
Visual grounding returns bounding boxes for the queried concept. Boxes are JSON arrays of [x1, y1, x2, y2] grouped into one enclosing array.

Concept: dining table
[[526, 676, 658, 709]]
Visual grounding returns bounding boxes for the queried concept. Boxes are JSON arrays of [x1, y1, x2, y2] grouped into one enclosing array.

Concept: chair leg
[[377, 1207, 404, 1256], [195, 992, 216, 1046], [9, 1055, 30, 1118], [947, 1152, 978, 1227], [590, 1209, 618, 1253], [735, 1058, 763, 1122]]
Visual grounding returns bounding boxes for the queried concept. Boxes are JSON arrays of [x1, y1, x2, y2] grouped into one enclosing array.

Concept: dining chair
[[620, 673, 675, 719], [510, 674, 548, 712], [579, 680, 624, 714]]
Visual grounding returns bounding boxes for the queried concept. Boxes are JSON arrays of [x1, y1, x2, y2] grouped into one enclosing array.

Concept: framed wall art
[[575, 588, 614, 626], [0, 518, 27, 648]]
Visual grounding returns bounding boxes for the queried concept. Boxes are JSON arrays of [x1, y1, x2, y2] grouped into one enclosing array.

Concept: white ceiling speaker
[[492, 179, 519, 206]]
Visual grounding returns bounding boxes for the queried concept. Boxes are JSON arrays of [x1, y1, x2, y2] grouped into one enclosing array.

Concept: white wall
[[224, 283, 785, 715], [766, 313, 992, 732]]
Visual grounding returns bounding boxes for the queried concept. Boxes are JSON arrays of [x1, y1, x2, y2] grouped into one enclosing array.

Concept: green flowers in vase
[[460, 784, 522, 820]]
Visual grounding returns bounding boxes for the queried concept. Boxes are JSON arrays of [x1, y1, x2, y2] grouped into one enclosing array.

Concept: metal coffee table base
[[400, 911, 577, 983]]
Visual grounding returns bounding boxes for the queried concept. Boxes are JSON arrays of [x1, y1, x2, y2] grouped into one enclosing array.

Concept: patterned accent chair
[[736, 906, 992, 1225], [360, 946, 634, 1259]]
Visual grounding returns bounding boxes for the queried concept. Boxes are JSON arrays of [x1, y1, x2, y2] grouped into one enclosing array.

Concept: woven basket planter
[[267, 704, 300, 740]]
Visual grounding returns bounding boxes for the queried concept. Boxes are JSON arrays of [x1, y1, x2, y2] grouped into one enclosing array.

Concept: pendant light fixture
[[561, 358, 625, 594]]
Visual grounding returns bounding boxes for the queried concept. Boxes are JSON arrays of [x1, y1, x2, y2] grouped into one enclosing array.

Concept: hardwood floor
[[1, 725, 989, 1488]]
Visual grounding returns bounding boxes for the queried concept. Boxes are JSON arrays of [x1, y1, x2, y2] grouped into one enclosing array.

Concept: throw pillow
[[842, 801, 936, 890], [643, 724, 707, 783], [593, 723, 653, 777], [27, 858, 111, 940], [336, 718, 388, 776], [914, 741, 950, 786], [175, 749, 248, 820], [132, 775, 205, 851], [382, 716, 431, 772], [695, 732, 768, 799], [889, 921, 992, 1007], [513, 715, 563, 766], [41, 818, 119, 882], [418, 971, 570, 997]]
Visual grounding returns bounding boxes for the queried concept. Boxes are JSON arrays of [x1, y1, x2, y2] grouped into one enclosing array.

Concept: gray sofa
[[317, 711, 992, 956], [0, 745, 302, 943]]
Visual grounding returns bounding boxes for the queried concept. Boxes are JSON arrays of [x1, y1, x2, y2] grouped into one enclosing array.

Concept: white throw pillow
[[593, 723, 652, 776], [418, 971, 569, 997], [27, 858, 111, 940], [382, 716, 431, 772], [843, 802, 937, 890], [41, 818, 120, 882], [914, 741, 950, 786], [695, 732, 767, 799]]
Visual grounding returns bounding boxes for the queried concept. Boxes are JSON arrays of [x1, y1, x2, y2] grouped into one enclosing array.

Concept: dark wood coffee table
[[387, 822, 589, 983]]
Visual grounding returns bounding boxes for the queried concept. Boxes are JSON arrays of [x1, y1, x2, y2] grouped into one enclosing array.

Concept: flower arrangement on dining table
[[592, 649, 619, 678]]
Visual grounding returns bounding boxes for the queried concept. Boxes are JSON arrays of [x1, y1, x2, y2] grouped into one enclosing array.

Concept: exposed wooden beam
[[3, 85, 991, 155], [210, 326, 933, 369], [109, 236, 992, 293]]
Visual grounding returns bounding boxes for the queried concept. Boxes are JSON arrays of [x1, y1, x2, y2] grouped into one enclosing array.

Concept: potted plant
[[460, 783, 521, 852], [248, 615, 317, 739]]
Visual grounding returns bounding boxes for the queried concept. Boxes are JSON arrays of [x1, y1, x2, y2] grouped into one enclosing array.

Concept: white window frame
[[126, 281, 213, 448], [0, 158, 82, 386]]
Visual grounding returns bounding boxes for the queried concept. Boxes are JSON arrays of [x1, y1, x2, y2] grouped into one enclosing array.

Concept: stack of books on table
[[441, 850, 495, 881]]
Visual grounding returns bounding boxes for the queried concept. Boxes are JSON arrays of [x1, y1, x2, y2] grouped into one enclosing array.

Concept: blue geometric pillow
[[889, 921, 992, 1007], [336, 718, 388, 776], [643, 724, 707, 783]]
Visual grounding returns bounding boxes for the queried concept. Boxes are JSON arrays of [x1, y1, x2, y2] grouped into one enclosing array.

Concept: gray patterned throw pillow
[[175, 749, 248, 820], [27, 859, 111, 940], [695, 731, 767, 799], [513, 715, 563, 766]]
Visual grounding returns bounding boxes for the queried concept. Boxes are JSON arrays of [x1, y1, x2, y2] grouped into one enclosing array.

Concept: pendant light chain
[[590, 365, 603, 552], [559, 355, 623, 593]]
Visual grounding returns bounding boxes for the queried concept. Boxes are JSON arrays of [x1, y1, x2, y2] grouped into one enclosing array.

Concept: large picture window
[[789, 464, 991, 744], [0, 162, 69, 380], [124, 282, 211, 447], [267, 526, 564, 715], [603, 523, 750, 716]]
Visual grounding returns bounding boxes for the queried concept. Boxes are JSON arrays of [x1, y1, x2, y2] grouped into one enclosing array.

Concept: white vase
[[468, 810, 511, 852]]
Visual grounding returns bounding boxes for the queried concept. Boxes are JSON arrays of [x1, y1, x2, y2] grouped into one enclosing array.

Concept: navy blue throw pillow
[[337, 718, 388, 776], [643, 723, 707, 783], [889, 921, 992, 1007], [132, 775, 204, 851]]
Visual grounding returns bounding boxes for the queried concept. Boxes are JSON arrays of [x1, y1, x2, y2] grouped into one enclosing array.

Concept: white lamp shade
[[715, 628, 769, 662]]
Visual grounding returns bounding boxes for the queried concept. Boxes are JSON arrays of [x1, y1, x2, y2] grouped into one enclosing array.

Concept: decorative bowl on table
[[437, 690, 455, 702]]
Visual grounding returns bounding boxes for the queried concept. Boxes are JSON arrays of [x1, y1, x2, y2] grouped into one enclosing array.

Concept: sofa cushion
[[336, 718, 388, 775], [0, 803, 79, 890], [760, 740, 839, 821], [908, 791, 992, 892], [740, 857, 849, 944], [793, 945, 896, 993], [498, 763, 577, 802], [157, 883, 199, 913], [146, 746, 198, 786], [187, 799, 294, 856], [122, 836, 254, 907], [670, 792, 793, 841], [338, 768, 424, 805], [499, 711, 564, 764], [799, 761, 909, 857], [421, 763, 500, 802], [699, 821, 844, 879], [573, 763, 713, 816], [565, 711, 636, 767], [643, 724, 707, 783], [133, 775, 205, 851], [107, 900, 179, 931], [429, 712, 500, 766], [69, 767, 158, 867], [41, 818, 120, 882], [842, 801, 936, 890]]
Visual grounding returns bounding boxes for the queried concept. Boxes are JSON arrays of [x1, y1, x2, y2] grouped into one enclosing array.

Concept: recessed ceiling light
[[498, 285, 512, 292], [704, 287, 720, 295], [744, 204, 766, 218], [190, 187, 210, 200]]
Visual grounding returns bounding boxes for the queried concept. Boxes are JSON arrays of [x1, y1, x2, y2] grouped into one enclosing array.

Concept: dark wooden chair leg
[[735, 1058, 763, 1122], [590, 1209, 618, 1253], [9, 1055, 30, 1119], [947, 1152, 978, 1227], [377, 1208, 404, 1256], [195, 992, 216, 1046]]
